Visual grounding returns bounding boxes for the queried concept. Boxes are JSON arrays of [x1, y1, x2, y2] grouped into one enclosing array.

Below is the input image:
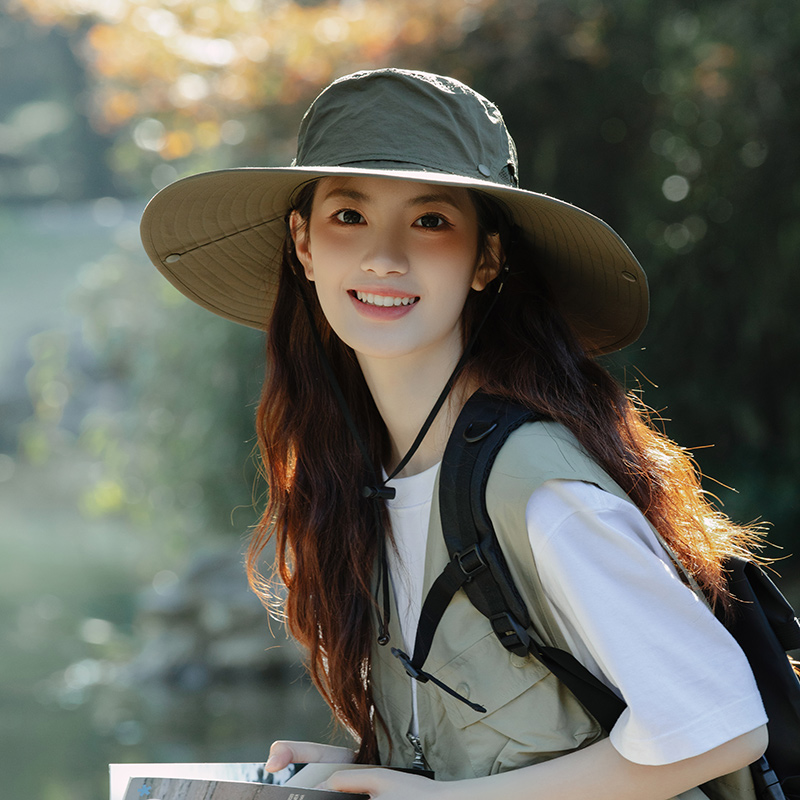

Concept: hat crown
[[294, 68, 519, 187]]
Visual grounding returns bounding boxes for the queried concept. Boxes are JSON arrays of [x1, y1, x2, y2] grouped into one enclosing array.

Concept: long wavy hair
[[247, 181, 763, 762]]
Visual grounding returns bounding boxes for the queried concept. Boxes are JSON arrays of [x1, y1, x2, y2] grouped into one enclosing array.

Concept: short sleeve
[[525, 479, 767, 765]]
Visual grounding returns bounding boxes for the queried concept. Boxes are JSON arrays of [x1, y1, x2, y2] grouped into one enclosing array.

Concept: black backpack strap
[[439, 391, 537, 641], [393, 390, 626, 732], [717, 557, 800, 788]]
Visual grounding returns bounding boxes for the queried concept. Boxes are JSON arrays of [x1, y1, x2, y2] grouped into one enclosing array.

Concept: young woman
[[141, 68, 768, 799]]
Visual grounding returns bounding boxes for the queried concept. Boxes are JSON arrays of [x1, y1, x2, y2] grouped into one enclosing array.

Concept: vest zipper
[[406, 731, 430, 772]]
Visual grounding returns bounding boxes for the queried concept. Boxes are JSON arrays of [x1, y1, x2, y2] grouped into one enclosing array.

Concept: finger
[[265, 741, 355, 771], [264, 741, 296, 772], [325, 767, 388, 794]]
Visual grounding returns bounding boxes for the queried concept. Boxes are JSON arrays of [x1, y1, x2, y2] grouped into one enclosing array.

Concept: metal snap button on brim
[[477, 164, 492, 177], [165, 254, 182, 264], [456, 682, 471, 699]]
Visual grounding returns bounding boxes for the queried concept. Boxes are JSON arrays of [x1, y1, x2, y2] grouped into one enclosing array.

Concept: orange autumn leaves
[[11, 0, 494, 164]]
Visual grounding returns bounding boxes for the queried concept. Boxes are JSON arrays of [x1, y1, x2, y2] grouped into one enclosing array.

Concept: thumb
[[265, 741, 297, 772], [265, 741, 356, 772]]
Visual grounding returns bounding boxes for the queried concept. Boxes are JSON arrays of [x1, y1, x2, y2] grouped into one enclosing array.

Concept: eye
[[335, 209, 364, 224], [415, 213, 447, 229]]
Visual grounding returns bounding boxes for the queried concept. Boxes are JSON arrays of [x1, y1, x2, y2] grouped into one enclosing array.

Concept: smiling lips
[[352, 290, 419, 308]]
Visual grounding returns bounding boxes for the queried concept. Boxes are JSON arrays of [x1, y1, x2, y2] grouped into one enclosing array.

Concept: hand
[[322, 768, 451, 800], [264, 740, 356, 773]]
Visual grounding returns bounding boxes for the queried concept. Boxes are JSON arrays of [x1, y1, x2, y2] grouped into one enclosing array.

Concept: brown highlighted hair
[[247, 183, 762, 762]]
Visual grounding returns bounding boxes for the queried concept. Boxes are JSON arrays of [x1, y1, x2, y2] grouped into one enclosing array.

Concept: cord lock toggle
[[362, 485, 396, 500]]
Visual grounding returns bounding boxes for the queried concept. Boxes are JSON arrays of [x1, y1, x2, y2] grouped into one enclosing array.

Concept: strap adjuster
[[490, 612, 531, 657], [456, 544, 488, 580]]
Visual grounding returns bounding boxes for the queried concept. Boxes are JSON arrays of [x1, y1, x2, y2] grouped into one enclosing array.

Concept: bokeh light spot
[[662, 174, 690, 202]]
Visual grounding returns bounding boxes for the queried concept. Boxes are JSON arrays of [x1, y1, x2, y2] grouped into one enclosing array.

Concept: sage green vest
[[371, 420, 755, 799]]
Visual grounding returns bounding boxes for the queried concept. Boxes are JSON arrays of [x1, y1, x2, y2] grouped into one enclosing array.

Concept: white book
[[111, 762, 373, 800]]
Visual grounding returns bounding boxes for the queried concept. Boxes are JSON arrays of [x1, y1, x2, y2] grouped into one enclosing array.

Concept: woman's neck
[[357, 350, 471, 478]]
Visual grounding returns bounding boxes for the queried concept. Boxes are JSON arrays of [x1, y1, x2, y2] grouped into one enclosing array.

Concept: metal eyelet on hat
[[477, 163, 492, 177]]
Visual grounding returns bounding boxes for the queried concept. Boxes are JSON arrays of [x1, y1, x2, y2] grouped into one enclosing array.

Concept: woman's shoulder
[[486, 419, 629, 511]]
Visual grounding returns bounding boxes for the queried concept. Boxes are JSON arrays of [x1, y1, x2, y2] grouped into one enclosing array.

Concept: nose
[[360, 228, 409, 276]]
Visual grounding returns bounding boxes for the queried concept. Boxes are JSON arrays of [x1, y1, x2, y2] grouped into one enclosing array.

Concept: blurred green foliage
[[24, 248, 266, 540], [0, 14, 116, 201]]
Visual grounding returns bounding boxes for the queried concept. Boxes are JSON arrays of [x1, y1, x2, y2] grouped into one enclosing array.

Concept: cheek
[[302, 225, 337, 281], [307, 222, 359, 272], [424, 239, 481, 291]]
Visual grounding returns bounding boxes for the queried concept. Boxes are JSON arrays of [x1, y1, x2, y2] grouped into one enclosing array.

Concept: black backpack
[[393, 391, 800, 800]]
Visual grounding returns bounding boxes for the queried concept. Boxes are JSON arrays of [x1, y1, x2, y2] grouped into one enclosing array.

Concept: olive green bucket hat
[[140, 68, 648, 354]]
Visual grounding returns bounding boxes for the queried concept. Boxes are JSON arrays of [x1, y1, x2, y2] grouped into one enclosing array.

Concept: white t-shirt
[[384, 467, 767, 766]]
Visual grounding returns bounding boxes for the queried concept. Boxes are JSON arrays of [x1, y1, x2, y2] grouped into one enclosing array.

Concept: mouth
[[352, 291, 419, 308]]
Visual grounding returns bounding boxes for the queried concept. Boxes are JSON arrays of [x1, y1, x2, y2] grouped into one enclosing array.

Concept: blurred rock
[[128, 548, 301, 690]]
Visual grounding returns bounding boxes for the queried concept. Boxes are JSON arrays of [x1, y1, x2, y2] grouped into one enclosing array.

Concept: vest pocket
[[434, 631, 551, 728], [429, 630, 603, 775]]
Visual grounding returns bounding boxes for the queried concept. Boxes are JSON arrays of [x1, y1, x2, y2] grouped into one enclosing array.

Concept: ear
[[471, 232, 503, 291], [289, 210, 314, 281]]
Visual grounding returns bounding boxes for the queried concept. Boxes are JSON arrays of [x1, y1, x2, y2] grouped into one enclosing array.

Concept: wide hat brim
[[140, 164, 648, 355]]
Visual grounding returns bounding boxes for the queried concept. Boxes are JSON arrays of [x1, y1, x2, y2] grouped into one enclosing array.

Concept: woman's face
[[291, 176, 497, 369]]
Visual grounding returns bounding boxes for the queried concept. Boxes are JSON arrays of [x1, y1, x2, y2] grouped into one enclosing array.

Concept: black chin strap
[[296, 256, 511, 646]]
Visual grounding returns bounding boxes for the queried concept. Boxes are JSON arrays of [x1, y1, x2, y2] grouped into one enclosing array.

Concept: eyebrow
[[322, 188, 369, 203], [321, 187, 466, 210], [406, 191, 465, 210]]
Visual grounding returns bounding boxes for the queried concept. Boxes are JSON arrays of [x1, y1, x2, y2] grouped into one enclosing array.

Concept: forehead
[[314, 175, 474, 210]]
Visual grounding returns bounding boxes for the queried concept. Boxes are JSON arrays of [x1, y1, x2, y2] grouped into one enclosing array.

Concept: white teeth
[[355, 291, 417, 307]]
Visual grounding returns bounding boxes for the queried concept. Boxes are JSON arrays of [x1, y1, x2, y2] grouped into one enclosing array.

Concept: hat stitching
[[160, 213, 285, 260]]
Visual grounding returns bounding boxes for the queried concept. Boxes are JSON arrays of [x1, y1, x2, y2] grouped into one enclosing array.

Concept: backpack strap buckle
[[490, 611, 532, 657], [456, 544, 488, 580]]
